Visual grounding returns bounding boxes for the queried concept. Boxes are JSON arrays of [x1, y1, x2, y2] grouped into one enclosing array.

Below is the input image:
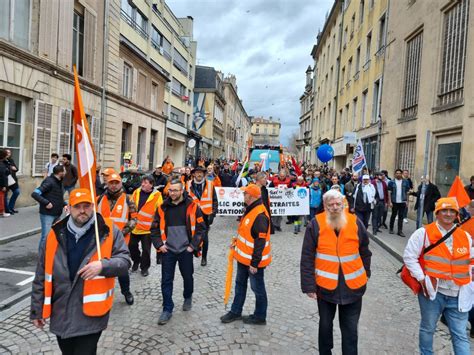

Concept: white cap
[[362, 174, 370, 180]]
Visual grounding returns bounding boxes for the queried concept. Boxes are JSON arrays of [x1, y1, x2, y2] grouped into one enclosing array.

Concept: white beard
[[326, 211, 347, 231]]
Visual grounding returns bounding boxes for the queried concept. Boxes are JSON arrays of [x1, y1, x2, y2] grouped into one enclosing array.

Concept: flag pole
[[74, 66, 102, 260]]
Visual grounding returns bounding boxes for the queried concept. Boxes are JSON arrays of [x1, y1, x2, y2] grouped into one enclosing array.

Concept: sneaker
[[201, 258, 207, 266], [242, 314, 266, 325], [220, 311, 242, 323], [158, 311, 172, 325], [1, 213, 11, 217], [404, 218, 408, 223], [131, 262, 139, 272], [182, 297, 192, 311], [123, 291, 134, 305], [141, 269, 149, 277]]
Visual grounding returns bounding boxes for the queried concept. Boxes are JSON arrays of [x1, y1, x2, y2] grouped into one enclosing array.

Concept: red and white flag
[[73, 66, 97, 195]]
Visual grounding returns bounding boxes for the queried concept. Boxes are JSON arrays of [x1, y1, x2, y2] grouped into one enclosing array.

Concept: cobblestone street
[[0, 217, 457, 354]]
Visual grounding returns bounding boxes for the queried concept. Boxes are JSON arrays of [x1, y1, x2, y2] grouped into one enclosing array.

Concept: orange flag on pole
[[73, 66, 97, 196], [447, 176, 471, 208]]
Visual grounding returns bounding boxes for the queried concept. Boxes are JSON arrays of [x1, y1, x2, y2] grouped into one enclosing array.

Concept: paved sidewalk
[[0, 206, 41, 243]]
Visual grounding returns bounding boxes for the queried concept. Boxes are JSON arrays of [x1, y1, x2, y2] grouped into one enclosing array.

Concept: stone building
[[251, 116, 281, 146]]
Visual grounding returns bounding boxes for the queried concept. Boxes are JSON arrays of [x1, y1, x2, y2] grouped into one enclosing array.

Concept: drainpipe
[[375, 0, 391, 171], [99, 0, 110, 164]]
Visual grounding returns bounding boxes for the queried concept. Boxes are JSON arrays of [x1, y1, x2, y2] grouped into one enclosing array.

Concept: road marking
[[0, 268, 35, 286]]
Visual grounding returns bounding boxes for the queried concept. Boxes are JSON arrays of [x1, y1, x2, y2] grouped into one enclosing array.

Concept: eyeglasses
[[168, 189, 182, 193]]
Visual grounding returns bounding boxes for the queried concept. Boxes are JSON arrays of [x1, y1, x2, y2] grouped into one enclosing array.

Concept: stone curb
[[0, 228, 41, 245]]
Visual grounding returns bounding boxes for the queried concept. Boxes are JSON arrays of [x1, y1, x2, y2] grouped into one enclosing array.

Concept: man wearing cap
[[300, 189, 372, 354], [97, 173, 137, 305], [221, 184, 271, 325], [152, 165, 168, 192], [130, 175, 163, 276], [403, 197, 474, 354], [186, 166, 217, 266], [30, 188, 131, 354]]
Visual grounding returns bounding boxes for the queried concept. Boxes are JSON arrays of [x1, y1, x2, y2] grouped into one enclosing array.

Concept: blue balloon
[[317, 144, 334, 163]]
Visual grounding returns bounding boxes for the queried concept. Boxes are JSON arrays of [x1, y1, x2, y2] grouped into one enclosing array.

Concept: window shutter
[[33, 101, 53, 176], [38, 0, 59, 62], [90, 116, 101, 154], [57, 108, 72, 155], [83, 8, 97, 81]]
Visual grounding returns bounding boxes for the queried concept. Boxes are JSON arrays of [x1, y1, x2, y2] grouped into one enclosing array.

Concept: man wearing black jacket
[[256, 172, 274, 234], [219, 162, 234, 187], [221, 184, 271, 325], [300, 189, 372, 355], [151, 179, 206, 325], [413, 176, 441, 228], [32, 165, 67, 249]]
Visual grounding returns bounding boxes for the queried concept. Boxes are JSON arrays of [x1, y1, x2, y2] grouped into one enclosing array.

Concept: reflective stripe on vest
[[314, 212, 368, 290], [98, 193, 130, 244], [132, 188, 162, 232], [234, 203, 272, 267], [42, 218, 116, 318], [187, 180, 214, 215], [157, 201, 198, 243], [423, 222, 471, 286]]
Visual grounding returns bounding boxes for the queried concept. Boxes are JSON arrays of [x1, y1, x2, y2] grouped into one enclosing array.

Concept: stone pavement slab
[[0, 206, 41, 243], [0, 216, 458, 354]]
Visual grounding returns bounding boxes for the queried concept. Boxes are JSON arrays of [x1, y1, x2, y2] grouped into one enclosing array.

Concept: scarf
[[67, 215, 95, 243]]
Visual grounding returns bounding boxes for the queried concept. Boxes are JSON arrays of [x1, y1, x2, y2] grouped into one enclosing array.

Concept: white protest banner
[[216, 187, 310, 216]]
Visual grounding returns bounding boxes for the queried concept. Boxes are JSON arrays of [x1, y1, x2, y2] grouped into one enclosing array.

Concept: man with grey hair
[[300, 189, 372, 355]]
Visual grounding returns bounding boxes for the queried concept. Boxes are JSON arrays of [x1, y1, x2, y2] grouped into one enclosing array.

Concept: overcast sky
[[167, 0, 334, 146]]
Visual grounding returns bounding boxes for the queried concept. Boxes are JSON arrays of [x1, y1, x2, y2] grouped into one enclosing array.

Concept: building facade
[[223, 75, 250, 160], [297, 66, 314, 163], [380, 0, 473, 195], [250, 116, 281, 145]]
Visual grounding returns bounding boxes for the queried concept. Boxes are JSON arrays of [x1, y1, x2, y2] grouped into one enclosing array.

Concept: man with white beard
[[300, 189, 372, 355]]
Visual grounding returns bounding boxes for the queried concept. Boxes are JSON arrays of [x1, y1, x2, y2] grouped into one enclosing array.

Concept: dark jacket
[[63, 163, 78, 188], [150, 192, 206, 253], [300, 215, 372, 305], [5, 157, 18, 189], [414, 183, 441, 213], [152, 172, 168, 189], [260, 185, 274, 234], [95, 173, 106, 196], [387, 178, 411, 203], [31, 175, 65, 216], [344, 180, 357, 209], [219, 170, 234, 187], [0, 160, 9, 188], [464, 184, 474, 200], [30, 214, 131, 338], [242, 199, 270, 268]]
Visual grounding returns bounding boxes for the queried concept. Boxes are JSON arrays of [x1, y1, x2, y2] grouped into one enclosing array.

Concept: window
[[151, 82, 158, 111], [72, 11, 84, 76], [32, 100, 52, 175], [138, 72, 147, 106], [343, 27, 348, 47], [137, 127, 146, 167], [341, 66, 345, 86], [352, 97, 358, 130], [173, 49, 188, 75], [365, 31, 372, 66], [355, 46, 361, 74], [377, 14, 387, 51], [121, 122, 131, 163], [359, 0, 365, 25], [347, 57, 353, 83], [58, 108, 72, 155], [397, 139, 416, 175], [0, 95, 23, 171], [369, 0, 374, 9], [0, 0, 30, 49], [120, 0, 148, 39], [256, 128, 259, 134], [351, 13, 355, 38], [151, 26, 164, 50], [344, 104, 349, 131], [171, 77, 186, 97], [438, 0, 470, 107], [361, 89, 368, 127], [402, 31, 423, 119], [122, 62, 133, 98], [149, 130, 157, 171], [372, 79, 381, 123]]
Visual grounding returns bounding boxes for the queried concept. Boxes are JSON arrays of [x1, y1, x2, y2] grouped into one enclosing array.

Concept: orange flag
[[224, 238, 236, 307], [447, 176, 471, 208], [73, 66, 97, 196]]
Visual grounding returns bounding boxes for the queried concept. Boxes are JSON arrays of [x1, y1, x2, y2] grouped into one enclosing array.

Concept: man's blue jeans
[[5, 186, 20, 212], [161, 250, 194, 313], [418, 293, 470, 355], [39, 214, 60, 249], [230, 262, 267, 320]]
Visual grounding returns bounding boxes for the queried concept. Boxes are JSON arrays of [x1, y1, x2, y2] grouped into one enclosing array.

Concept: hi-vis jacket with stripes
[[300, 212, 372, 304], [131, 188, 163, 234], [30, 214, 131, 339], [186, 180, 217, 216]]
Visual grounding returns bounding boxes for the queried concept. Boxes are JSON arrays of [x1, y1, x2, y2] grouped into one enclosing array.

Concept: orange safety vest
[[97, 193, 130, 245], [156, 200, 203, 242], [132, 188, 162, 232], [187, 180, 214, 215], [234, 204, 272, 267], [423, 222, 471, 285], [42, 218, 115, 318], [314, 212, 367, 290]]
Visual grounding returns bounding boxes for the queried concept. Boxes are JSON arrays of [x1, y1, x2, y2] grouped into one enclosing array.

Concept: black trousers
[[372, 201, 385, 232], [317, 298, 362, 355], [118, 274, 130, 294], [389, 202, 405, 232], [129, 233, 152, 271], [355, 210, 371, 229], [201, 217, 211, 260], [57, 332, 102, 355]]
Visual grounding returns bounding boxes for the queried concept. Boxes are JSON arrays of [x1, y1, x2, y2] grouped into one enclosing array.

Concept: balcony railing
[[121, 10, 149, 40], [400, 104, 418, 121], [173, 60, 188, 76]]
